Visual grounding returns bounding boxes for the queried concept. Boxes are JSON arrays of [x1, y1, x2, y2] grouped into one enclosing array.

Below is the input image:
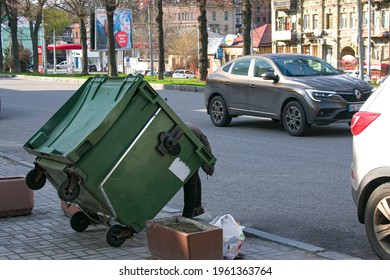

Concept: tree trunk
[[5, 2, 21, 73], [9, 14, 21, 73], [106, 9, 118, 77], [156, 0, 165, 80], [29, 17, 41, 74], [242, 0, 252, 56], [197, 0, 208, 81], [80, 17, 88, 75]]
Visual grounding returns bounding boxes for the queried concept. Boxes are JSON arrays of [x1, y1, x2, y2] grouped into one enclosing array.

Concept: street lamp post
[[42, 16, 56, 74], [367, 0, 371, 79], [357, 0, 364, 80], [148, 1, 154, 75], [42, 20, 47, 74], [53, 29, 56, 74]]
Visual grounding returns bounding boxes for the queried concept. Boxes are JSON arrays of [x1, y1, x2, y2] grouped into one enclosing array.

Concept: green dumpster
[[23, 75, 216, 247]]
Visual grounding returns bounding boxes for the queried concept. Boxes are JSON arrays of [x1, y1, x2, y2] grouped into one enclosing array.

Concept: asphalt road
[[0, 77, 377, 259]]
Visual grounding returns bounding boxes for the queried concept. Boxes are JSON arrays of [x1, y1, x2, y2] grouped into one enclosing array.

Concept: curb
[[243, 227, 360, 260], [14, 75, 204, 92]]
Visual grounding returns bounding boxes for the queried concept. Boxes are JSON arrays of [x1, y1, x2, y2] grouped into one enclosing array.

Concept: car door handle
[[224, 81, 231, 85], [250, 84, 256, 88]]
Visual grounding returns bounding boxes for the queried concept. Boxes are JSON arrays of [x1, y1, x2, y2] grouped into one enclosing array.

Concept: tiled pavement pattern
[[0, 153, 359, 260]]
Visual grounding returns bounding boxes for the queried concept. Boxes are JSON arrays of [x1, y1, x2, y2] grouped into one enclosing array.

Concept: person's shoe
[[193, 206, 205, 217], [182, 213, 194, 219]]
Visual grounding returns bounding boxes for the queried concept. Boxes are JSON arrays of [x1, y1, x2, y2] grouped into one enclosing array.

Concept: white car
[[172, 69, 196, 79], [350, 77, 390, 259], [135, 69, 151, 76], [344, 70, 370, 82], [56, 61, 68, 69]]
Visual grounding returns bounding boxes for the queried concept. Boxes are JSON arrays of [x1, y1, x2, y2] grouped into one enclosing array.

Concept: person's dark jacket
[[185, 122, 215, 176]]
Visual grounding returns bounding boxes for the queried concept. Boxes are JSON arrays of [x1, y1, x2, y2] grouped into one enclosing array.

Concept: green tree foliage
[[43, 8, 73, 35], [3, 44, 31, 72]]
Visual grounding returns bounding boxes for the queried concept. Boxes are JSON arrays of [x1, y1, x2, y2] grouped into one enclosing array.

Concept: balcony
[[363, 28, 390, 38], [273, 30, 297, 41], [274, 0, 297, 10]]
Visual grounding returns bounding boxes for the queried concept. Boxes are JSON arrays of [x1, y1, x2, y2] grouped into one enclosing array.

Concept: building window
[[383, 11, 389, 28], [257, 6, 260, 13], [374, 11, 381, 33], [263, 17, 267, 23], [382, 48, 389, 60], [373, 47, 379, 61], [225, 25, 228, 32], [313, 14, 319, 29], [350, 12, 357, 28], [326, 14, 333, 29], [236, 15, 241, 26], [278, 17, 286, 31], [257, 17, 260, 23], [303, 14, 310, 30], [340, 13, 347, 29], [178, 13, 180, 20], [363, 11, 369, 26], [212, 11, 216, 21], [224, 11, 228, 21]]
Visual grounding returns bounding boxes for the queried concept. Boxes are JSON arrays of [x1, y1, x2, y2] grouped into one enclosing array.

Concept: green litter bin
[[23, 75, 216, 247]]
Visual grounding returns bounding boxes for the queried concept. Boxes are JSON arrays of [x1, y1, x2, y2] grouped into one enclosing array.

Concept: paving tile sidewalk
[[0, 153, 358, 260]]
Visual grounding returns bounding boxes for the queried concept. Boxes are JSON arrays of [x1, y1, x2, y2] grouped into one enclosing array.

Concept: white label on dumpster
[[169, 158, 190, 182]]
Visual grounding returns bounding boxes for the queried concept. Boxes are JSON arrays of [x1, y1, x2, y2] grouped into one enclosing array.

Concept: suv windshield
[[273, 57, 340, 77]]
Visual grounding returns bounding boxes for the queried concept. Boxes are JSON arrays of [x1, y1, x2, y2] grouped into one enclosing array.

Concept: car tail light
[[350, 111, 381, 136]]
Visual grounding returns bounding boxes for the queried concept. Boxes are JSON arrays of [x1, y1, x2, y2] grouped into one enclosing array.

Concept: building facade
[[271, 0, 390, 80]]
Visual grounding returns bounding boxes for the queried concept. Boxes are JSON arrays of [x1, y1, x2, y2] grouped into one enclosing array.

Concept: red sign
[[115, 32, 128, 47], [38, 46, 42, 54]]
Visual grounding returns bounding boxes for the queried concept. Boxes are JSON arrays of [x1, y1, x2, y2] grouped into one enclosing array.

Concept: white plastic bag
[[210, 214, 245, 260]]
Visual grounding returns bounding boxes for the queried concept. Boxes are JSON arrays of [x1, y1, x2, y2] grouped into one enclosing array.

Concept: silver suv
[[350, 77, 390, 259], [205, 54, 374, 136]]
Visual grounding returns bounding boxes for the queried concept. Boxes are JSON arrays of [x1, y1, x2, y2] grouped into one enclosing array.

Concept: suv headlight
[[306, 89, 336, 102]]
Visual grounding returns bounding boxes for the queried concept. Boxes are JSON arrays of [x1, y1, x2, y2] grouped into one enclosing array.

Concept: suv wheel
[[282, 101, 311, 136], [365, 182, 390, 259], [209, 96, 232, 127]]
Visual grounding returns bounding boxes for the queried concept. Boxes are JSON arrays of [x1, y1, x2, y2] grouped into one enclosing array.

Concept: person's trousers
[[182, 171, 201, 218]]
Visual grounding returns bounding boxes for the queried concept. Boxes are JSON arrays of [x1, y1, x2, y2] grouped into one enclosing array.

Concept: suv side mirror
[[261, 72, 279, 83]]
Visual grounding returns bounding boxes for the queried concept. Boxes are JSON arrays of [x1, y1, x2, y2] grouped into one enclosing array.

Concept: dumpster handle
[[98, 107, 162, 218], [114, 75, 140, 102]]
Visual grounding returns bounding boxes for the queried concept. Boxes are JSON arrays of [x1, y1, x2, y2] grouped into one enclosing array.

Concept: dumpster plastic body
[[24, 75, 216, 245]]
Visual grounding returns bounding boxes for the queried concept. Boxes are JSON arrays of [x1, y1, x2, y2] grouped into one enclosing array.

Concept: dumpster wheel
[[70, 211, 90, 232], [58, 177, 80, 202], [106, 225, 134, 247], [25, 168, 46, 190]]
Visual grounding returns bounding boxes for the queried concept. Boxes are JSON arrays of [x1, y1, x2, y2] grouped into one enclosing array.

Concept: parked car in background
[[89, 64, 97, 72], [163, 70, 174, 77], [204, 53, 375, 136], [56, 61, 68, 70], [350, 77, 390, 259], [135, 69, 151, 76], [172, 69, 196, 79], [343, 70, 370, 83], [146, 71, 157, 76]]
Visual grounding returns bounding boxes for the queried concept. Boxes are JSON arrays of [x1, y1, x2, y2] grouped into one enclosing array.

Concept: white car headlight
[[306, 89, 336, 102]]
